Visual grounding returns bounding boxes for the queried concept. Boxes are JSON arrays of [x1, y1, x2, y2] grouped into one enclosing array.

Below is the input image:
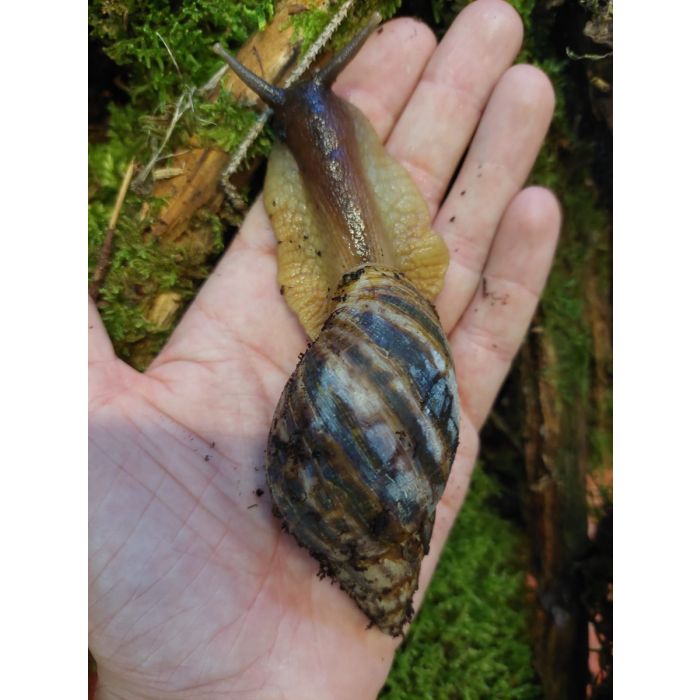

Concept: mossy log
[[518, 238, 611, 699], [514, 2, 612, 697], [146, 0, 333, 245], [89, 0, 354, 369]]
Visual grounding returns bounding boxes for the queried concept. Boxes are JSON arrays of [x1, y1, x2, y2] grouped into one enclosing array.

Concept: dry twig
[[90, 159, 136, 301]]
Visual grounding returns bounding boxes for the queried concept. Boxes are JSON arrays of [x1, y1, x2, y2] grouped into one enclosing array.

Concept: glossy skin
[[216, 14, 405, 288], [278, 81, 389, 269], [89, 2, 561, 698]]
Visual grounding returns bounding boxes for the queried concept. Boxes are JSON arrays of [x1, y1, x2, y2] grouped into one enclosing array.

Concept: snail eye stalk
[[212, 43, 286, 107], [314, 12, 382, 87]]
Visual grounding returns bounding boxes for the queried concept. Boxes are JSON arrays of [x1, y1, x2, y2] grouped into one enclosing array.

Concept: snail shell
[[267, 266, 459, 635], [214, 15, 460, 635]]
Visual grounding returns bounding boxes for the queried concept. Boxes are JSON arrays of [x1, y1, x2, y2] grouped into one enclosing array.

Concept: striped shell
[[266, 265, 460, 635]]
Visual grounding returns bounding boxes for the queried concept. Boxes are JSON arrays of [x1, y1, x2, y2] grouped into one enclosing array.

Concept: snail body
[[214, 16, 459, 636]]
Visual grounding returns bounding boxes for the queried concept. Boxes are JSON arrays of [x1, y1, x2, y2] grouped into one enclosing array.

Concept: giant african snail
[[213, 15, 460, 637]]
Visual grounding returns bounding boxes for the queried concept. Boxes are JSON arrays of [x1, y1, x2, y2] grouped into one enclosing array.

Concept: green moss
[[89, 0, 275, 112], [529, 109, 606, 412], [89, 102, 227, 369], [88, 0, 281, 367], [289, 6, 334, 53], [92, 191, 225, 370], [194, 88, 274, 156], [89, 0, 402, 116], [527, 34, 609, 414], [288, 0, 403, 54], [382, 469, 541, 700]]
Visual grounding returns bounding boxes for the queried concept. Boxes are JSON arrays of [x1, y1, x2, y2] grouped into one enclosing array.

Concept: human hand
[[89, 1, 560, 697]]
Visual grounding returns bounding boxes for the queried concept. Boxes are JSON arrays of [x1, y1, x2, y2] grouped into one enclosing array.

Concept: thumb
[[89, 297, 136, 409], [88, 295, 114, 367]]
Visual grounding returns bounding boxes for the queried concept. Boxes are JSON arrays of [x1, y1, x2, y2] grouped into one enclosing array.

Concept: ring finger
[[435, 63, 556, 332]]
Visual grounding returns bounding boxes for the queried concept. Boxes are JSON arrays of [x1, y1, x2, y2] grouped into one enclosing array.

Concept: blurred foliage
[[193, 88, 275, 155], [88, 183, 226, 368]]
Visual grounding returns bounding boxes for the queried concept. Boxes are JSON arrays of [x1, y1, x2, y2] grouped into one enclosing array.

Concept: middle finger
[[386, 0, 524, 216]]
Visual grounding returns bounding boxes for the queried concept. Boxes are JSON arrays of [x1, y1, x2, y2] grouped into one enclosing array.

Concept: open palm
[[89, 2, 560, 698]]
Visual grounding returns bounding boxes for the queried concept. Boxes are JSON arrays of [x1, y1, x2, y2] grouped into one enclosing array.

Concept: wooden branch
[[520, 329, 590, 700], [147, 0, 335, 244]]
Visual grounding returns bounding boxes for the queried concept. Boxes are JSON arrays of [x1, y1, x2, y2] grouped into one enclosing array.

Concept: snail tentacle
[[315, 12, 382, 87], [212, 43, 286, 106]]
